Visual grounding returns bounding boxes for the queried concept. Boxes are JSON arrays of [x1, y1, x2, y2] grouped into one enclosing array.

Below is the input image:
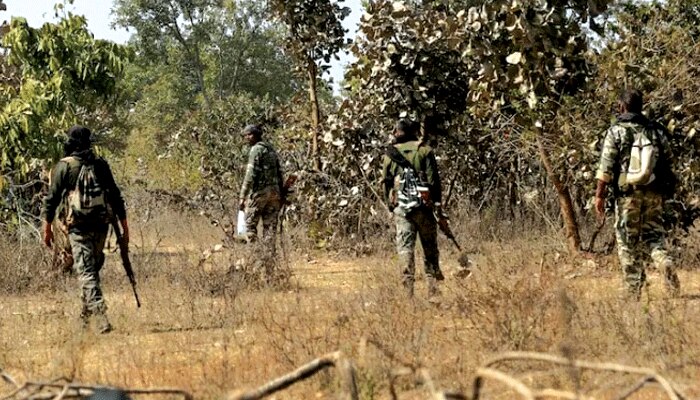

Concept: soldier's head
[[241, 124, 263, 145], [64, 125, 93, 155], [618, 89, 643, 114], [394, 119, 418, 142]]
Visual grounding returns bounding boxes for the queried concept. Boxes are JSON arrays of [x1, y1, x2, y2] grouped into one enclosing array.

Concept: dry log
[[227, 351, 358, 400]]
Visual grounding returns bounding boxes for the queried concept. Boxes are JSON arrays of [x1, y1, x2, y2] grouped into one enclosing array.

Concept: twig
[[483, 351, 685, 400], [124, 388, 194, 399], [419, 369, 439, 399], [227, 351, 358, 400], [473, 367, 535, 400], [389, 367, 412, 400], [441, 392, 468, 400], [0, 370, 18, 388], [361, 337, 421, 371], [615, 376, 657, 400], [534, 388, 593, 399], [52, 385, 70, 400], [1, 379, 192, 400]]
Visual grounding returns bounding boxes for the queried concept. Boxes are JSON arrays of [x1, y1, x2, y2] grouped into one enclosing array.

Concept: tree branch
[[227, 351, 358, 400]]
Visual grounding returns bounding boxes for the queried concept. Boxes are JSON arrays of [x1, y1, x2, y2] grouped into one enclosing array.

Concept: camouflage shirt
[[239, 141, 284, 200], [42, 150, 126, 229], [596, 113, 673, 195], [382, 140, 442, 207]]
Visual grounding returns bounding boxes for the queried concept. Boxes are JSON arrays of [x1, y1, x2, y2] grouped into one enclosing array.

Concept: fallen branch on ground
[[226, 351, 358, 400], [472, 351, 687, 400], [0, 370, 192, 400]]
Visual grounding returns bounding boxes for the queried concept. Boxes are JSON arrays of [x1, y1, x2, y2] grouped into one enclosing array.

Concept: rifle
[[110, 218, 141, 308]]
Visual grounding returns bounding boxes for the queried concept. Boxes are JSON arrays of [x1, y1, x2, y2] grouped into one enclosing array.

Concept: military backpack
[[385, 145, 428, 212], [62, 157, 108, 226]]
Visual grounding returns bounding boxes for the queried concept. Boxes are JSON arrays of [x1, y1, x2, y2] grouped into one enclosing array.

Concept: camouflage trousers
[[394, 207, 444, 293], [245, 188, 282, 278], [615, 190, 680, 297], [69, 229, 109, 323]]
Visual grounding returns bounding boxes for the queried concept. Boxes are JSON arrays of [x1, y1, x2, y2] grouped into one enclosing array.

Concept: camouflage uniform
[[240, 141, 284, 277], [382, 140, 444, 295], [43, 151, 126, 331], [596, 113, 679, 297]]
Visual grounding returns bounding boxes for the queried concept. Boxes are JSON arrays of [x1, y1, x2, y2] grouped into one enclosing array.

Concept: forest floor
[[1, 214, 699, 399]]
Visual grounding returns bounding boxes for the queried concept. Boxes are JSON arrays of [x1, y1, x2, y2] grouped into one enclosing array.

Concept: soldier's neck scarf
[[617, 112, 649, 126]]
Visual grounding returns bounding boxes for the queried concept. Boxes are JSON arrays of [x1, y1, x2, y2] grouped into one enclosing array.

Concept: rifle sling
[[385, 145, 417, 173]]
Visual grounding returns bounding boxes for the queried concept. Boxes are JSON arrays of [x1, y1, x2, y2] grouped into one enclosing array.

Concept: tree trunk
[[536, 138, 581, 253], [307, 60, 321, 171]]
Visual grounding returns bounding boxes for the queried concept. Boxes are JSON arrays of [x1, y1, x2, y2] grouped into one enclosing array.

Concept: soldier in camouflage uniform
[[382, 120, 445, 297], [595, 89, 680, 300], [42, 126, 128, 333], [238, 124, 285, 279]]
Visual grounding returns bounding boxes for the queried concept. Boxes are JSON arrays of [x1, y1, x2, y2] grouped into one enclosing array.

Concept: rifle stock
[[110, 219, 141, 308]]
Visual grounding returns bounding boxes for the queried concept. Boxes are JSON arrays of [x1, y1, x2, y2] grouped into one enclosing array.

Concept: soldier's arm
[[595, 127, 619, 185], [381, 154, 394, 204], [276, 155, 285, 194], [41, 161, 69, 223], [100, 160, 127, 221], [98, 160, 129, 243], [239, 146, 259, 200], [424, 149, 443, 205], [594, 127, 619, 219]]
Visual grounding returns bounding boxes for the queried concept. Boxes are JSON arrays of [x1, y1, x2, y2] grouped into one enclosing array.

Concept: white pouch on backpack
[[626, 128, 657, 186], [237, 210, 247, 236]]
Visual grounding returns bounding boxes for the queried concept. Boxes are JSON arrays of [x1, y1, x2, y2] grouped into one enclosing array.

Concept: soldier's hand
[[120, 219, 130, 247], [43, 222, 53, 249], [595, 196, 605, 223]]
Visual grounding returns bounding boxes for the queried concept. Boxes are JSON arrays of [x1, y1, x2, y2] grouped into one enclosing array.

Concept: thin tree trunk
[[536, 138, 581, 252], [308, 59, 321, 171]]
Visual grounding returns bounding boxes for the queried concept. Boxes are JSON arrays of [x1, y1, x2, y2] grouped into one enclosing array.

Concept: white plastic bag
[[237, 210, 247, 236]]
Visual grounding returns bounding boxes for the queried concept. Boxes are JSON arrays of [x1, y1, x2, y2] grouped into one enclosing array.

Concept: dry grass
[[1, 207, 699, 399]]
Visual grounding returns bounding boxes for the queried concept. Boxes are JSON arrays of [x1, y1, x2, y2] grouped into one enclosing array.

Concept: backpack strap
[[385, 145, 416, 172]]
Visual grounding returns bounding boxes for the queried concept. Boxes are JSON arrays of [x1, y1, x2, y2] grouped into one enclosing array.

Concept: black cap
[[67, 125, 92, 141]]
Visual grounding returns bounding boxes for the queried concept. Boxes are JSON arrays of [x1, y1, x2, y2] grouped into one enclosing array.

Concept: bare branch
[[615, 376, 658, 400], [534, 388, 594, 399], [227, 351, 358, 400], [483, 351, 686, 400], [473, 367, 535, 400]]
